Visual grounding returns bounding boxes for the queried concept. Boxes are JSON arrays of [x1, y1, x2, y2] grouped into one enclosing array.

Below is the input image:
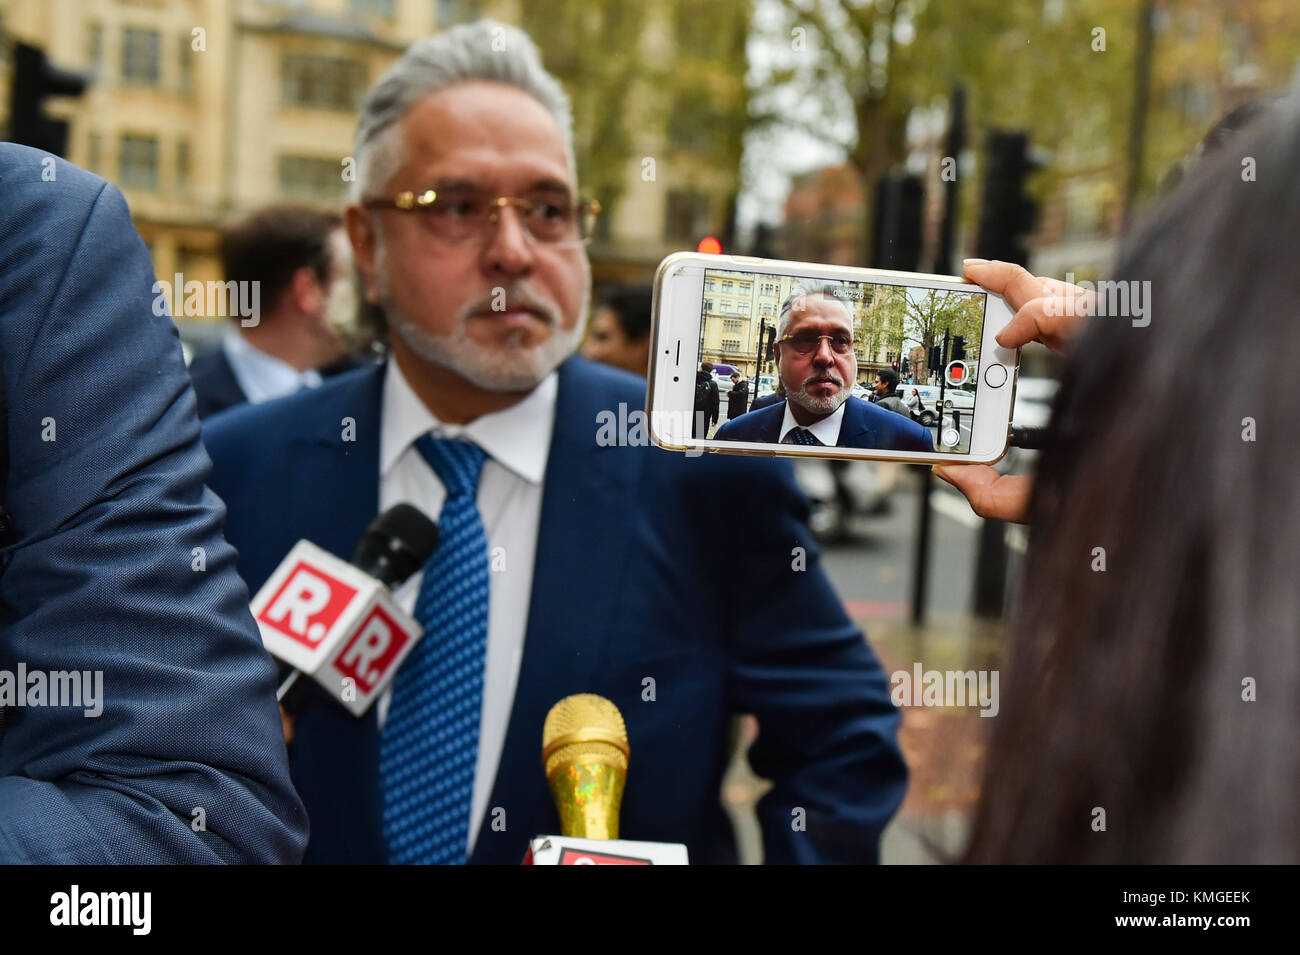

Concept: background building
[[0, 0, 748, 319]]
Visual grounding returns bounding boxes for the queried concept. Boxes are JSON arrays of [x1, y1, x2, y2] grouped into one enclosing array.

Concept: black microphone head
[[350, 503, 439, 590]]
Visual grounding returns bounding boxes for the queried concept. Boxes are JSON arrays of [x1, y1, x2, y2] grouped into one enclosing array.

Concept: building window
[[722, 338, 741, 352], [120, 134, 159, 191], [437, 0, 481, 25], [122, 28, 161, 86], [281, 55, 367, 111], [664, 190, 709, 242], [278, 154, 347, 202], [351, 0, 396, 17], [761, 282, 776, 296], [85, 133, 102, 174], [176, 139, 191, 194], [87, 23, 103, 75], [178, 33, 194, 94]]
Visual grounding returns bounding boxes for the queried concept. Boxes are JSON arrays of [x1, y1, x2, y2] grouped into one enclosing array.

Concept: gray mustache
[[459, 287, 560, 325]]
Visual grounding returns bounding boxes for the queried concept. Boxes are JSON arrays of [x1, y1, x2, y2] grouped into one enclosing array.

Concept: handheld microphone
[[250, 504, 438, 717], [524, 694, 688, 864]]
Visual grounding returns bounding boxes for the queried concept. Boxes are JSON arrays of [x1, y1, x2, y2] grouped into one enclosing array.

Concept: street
[[722, 467, 1027, 863]]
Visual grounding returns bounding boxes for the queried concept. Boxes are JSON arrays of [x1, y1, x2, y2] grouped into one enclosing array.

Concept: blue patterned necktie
[[380, 434, 489, 864], [784, 427, 822, 446]]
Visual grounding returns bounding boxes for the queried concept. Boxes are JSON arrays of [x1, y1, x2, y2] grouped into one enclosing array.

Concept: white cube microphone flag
[[250, 504, 439, 717]]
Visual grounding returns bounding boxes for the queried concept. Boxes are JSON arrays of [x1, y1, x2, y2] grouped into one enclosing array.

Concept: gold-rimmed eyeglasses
[[361, 187, 601, 247], [776, 331, 856, 356]]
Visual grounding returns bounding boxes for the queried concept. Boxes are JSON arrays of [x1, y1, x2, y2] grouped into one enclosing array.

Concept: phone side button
[[983, 364, 1009, 388]]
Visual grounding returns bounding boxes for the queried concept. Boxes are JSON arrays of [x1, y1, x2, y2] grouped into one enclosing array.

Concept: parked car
[[944, 386, 976, 412]]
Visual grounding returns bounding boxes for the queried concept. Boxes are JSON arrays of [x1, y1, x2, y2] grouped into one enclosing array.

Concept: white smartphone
[[647, 252, 1019, 465]]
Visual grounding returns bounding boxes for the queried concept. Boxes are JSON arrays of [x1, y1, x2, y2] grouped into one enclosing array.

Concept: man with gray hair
[[203, 19, 905, 865], [717, 281, 934, 450]]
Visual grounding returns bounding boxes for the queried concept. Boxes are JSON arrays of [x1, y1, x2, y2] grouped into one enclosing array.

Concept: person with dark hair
[[938, 89, 1300, 863], [872, 367, 909, 417], [904, 387, 923, 420], [694, 360, 720, 438], [581, 284, 653, 376], [188, 204, 358, 418], [726, 371, 749, 420]]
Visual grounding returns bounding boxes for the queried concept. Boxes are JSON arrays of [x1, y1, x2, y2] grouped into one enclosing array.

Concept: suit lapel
[[761, 401, 786, 443], [287, 364, 385, 560], [212, 348, 249, 407], [839, 396, 876, 448], [469, 358, 646, 862]]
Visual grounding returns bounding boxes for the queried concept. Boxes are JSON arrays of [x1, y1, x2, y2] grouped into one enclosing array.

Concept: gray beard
[[373, 227, 589, 392], [787, 381, 850, 417], [387, 304, 584, 393]]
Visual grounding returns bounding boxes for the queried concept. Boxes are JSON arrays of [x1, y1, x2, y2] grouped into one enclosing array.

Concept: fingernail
[[963, 258, 990, 265]]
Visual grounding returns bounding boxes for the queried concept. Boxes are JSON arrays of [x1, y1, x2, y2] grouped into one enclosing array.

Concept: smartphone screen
[[693, 266, 989, 454]]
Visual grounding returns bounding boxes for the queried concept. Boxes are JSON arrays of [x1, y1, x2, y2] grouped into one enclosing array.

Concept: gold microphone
[[541, 694, 629, 840]]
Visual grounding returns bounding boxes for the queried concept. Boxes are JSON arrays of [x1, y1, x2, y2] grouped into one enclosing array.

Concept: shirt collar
[[222, 330, 322, 404], [380, 355, 557, 485], [779, 398, 847, 446]]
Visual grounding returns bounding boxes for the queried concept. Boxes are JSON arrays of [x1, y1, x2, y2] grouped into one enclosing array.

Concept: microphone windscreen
[[350, 503, 439, 589], [542, 694, 629, 778]]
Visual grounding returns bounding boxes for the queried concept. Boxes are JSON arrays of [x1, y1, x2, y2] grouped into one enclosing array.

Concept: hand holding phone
[[933, 260, 1091, 523]]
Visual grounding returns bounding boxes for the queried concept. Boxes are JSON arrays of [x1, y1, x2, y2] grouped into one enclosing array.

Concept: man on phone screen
[[715, 281, 935, 451]]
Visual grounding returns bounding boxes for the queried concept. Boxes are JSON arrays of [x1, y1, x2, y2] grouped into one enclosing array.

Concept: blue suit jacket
[[203, 357, 907, 864], [0, 145, 307, 862], [716, 396, 935, 451], [188, 345, 248, 420]]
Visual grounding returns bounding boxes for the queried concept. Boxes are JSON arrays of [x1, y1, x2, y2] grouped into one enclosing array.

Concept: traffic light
[[901, 357, 910, 375], [929, 344, 942, 371], [951, 335, 966, 361], [697, 236, 722, 255], [872, 171, 924, 271], [975, 130, 1040, 266], [8, 43, 89, 157]]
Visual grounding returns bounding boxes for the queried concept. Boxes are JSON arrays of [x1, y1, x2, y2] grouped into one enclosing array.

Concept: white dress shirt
[[377, 357, 556, 856], [780, 399, 847, 446], [222, 331, 323, 404]]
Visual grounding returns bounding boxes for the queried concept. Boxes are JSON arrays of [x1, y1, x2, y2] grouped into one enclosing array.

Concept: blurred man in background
[[189, 204, 360, 419], [581, 283, 653, 376]]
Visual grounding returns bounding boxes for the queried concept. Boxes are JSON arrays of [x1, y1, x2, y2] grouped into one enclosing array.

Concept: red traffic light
[[697, 236, 722, 255]]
